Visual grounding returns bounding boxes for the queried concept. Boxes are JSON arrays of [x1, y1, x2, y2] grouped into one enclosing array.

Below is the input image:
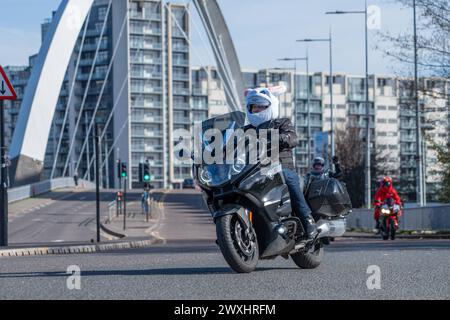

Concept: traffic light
[[120, 162, 127, 178], [117, 160, 122, 179], [139, 162, 151, 182]]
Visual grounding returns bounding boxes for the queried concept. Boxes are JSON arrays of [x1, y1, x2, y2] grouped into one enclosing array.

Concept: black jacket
[[246, 118, 298, 170]]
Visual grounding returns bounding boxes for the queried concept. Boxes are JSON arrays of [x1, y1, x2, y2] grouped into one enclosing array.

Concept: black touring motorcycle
[[193, 112, 352, 273]]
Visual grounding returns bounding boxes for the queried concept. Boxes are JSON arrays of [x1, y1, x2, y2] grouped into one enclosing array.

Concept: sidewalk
[[101, 191, 165, 240]]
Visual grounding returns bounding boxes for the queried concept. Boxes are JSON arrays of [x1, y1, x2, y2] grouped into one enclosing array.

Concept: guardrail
[[7, 178, 95, 204], [346, 205, 450, 231]]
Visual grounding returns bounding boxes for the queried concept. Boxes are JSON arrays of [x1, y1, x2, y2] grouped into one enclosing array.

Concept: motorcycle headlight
[[199, 169, 212, 184], [231, 158, 246, 175], [381, 209, 390, 214]]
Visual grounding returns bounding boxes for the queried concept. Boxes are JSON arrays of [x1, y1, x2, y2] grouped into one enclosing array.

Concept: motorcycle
[[193, 112, 352, 273], [378, 198, 401, 240]]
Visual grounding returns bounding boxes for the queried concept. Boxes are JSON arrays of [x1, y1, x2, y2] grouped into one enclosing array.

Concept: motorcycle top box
[[305, 177, 352, 217]]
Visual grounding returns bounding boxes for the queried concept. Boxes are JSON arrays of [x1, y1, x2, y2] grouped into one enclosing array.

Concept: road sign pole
[[0, 66, 16, 247], [123, 177, 127, 230], [95, 124, 101, 243], [0, 100, 7, 247]]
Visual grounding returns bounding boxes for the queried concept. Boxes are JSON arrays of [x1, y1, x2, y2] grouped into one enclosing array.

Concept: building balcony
[[173, 73, 189, 81], [130, 42, 162, 50], [131, 101, 162, 109], [131, 71, 162, 79], [400, 122, 417, 129], [78, 57, 110, 66], [132, 131, 163, 138], [130, 11, 161, 21], [173, 102, 190, 110], [192, 87, 207, 96], [348, 108, 375, 115], [131, 146, 164, 153], [173, 88, 190, 95], [130, 56, 162, 64], [172, 59, 189, 67], [173, 117, 191, 124], [130, 116, 163, 123], [130, 25, 162, 36], [400, 135, 416, 142], [296, 106, 322, 114], [401, 149, 417, 155], [130, 86, 163, 94], [78, 42, 109, 51], [296, 120, 322, 127], [348, 92, 374, 102], [172, 45, 189, 52]]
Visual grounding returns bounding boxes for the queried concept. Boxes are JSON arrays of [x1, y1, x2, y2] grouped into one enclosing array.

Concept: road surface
[[0, 190, 449, 299]]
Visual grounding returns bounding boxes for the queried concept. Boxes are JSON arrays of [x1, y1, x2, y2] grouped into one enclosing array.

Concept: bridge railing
[[347, 205, 450, 231], [8, 177, 95, 204]]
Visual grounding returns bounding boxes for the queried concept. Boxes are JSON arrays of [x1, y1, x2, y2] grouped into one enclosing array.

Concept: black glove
[[332, 156, 339, 164]]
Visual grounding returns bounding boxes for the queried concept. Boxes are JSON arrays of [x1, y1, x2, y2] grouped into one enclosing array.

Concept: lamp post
[[413, 0, 424, 206], [278, 56, 310, 169], [326, 1, 372, 208], [297, 28, 335, 157]]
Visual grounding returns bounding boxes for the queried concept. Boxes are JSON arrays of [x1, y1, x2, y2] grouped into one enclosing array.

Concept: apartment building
[[6, 0, 193, 189], [193, 66, 450, 201]]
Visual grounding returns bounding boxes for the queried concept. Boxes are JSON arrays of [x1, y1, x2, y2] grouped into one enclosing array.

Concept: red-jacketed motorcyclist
[[373, 176, 402, 233]]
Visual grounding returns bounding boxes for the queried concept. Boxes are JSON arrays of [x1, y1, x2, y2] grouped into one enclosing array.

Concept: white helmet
[[244, 85, 286, 127]]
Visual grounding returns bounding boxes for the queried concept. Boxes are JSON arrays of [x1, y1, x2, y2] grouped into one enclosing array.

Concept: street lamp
[[278, 55, 310, 169], [413, 0, 424, 206], [297, 29, 335, 157], [326, 1, 372, 209]]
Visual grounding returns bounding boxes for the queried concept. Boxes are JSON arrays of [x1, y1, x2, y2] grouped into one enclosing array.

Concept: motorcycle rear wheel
[[216, 214, 259, 273]]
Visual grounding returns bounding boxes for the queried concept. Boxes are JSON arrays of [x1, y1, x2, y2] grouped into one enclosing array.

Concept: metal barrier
[[346, 205, 450, 231], [7, 177, 95, 203]]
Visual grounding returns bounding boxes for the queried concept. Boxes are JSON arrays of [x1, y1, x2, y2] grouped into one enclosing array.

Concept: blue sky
[[0, 0, 414, 76]]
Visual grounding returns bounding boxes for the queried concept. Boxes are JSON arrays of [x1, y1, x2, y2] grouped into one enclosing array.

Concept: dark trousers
[[282, 168, 312, 221]]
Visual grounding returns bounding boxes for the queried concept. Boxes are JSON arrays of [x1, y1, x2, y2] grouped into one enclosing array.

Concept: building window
[[98, 6, 108, 21]]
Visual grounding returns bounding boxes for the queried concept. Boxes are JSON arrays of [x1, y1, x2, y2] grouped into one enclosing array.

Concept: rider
[[304, 156, 343, 189], [372, 176, 402, 233], [245, 86, 318, 240]]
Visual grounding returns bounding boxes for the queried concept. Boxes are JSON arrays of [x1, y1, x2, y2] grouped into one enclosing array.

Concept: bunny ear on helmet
[[244, 88, 253, 97], [268, 85, 287, 96]]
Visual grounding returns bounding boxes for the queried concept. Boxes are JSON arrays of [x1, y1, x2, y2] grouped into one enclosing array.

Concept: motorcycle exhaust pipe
[[316, 218, 346, 238]]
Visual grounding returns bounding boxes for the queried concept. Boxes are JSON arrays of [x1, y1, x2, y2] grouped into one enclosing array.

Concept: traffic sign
[[0, 66, 17, 101]]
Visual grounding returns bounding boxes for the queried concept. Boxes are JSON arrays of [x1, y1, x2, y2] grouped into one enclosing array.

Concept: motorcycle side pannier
[[305, 178, 352, 217]]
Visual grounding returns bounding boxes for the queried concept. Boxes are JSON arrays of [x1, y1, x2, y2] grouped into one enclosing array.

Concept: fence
[[8, 177, 95, 203], [346, 205, 450, 231]]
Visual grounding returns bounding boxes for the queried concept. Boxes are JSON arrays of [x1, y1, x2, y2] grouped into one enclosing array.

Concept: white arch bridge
[[9, 0, 244, 187]]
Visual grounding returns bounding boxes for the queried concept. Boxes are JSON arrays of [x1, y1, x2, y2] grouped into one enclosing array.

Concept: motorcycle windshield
[[198, 111, 246, 187]]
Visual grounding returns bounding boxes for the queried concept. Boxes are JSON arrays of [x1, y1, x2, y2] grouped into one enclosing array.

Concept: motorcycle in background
[[378, 197, 402, 240]]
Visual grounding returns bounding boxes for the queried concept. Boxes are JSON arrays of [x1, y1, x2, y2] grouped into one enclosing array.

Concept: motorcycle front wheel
[[390, 219, 396, 240], [381, 218, 389, 240], [216, 214, 259, 273]]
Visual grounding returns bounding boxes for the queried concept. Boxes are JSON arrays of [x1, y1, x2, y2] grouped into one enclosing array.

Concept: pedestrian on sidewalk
[[141, 189, 150, 216]]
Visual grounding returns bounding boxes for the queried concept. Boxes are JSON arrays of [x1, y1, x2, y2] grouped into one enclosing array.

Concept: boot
[[303, 216, 318, 240]]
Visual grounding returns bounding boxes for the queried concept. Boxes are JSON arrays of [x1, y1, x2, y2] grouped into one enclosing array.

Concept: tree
[[335, 125, 394, 208], [378, 0, 450, 81], [430, 140, 450, 202], [334, 126, 365, 207]]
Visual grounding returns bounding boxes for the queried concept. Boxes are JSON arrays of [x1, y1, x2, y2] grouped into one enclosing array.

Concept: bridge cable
[[62, 0, 113, 177], [73, 7, 129, 177], [50, 7, 92, 179]]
